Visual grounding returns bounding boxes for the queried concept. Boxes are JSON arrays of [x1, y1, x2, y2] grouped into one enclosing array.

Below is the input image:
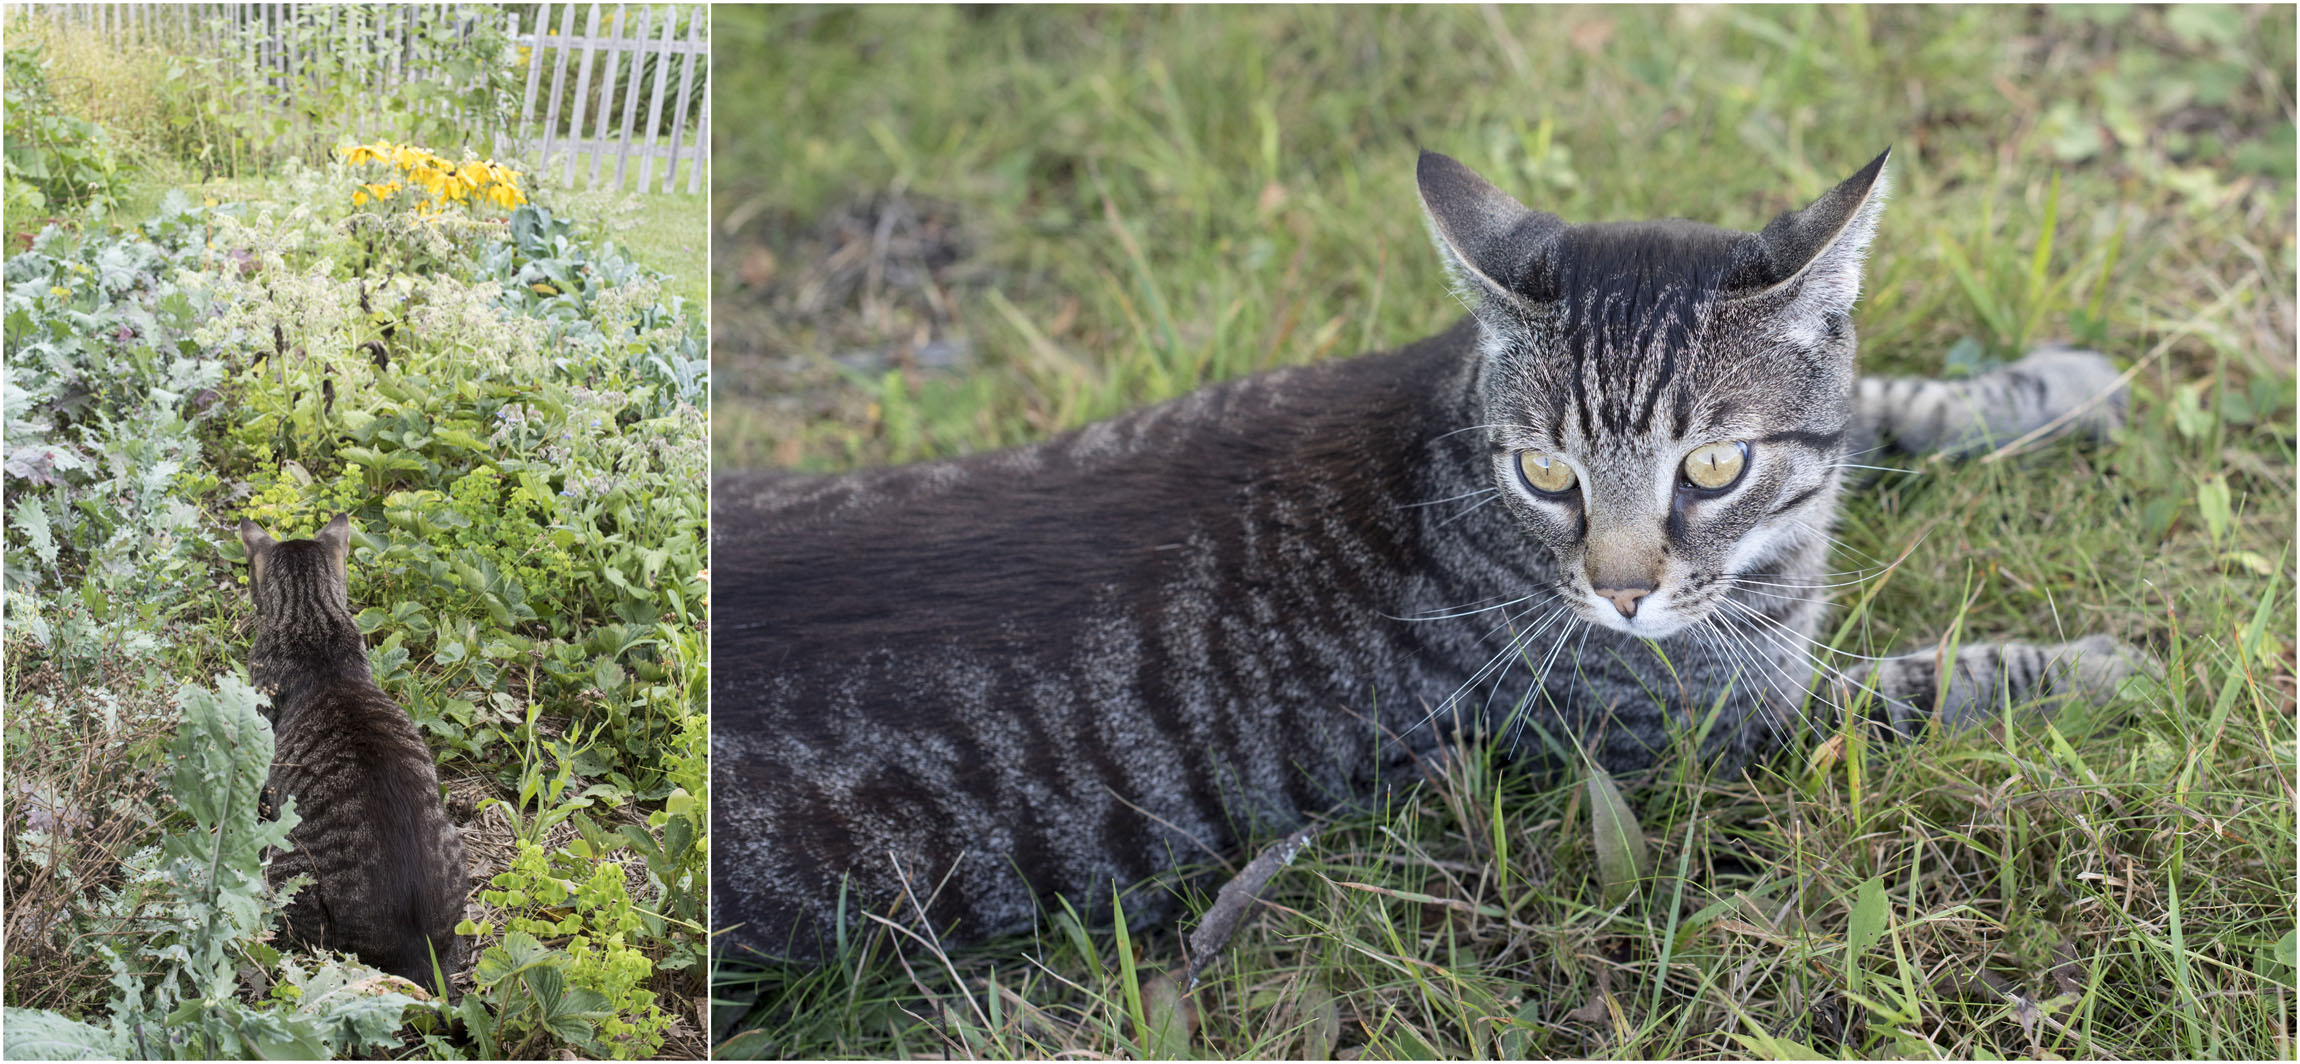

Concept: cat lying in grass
[[712, 149, 2143, 963]]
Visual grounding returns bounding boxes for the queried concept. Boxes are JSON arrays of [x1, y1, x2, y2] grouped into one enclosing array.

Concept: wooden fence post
[[538, 3, 576, 179], [586, 3, 625, 189], [611, 5, 648, 192], [637, 8, 675, 192], [517, 0, 549, 172], [663, 5, 703, 193], [688, 66, 709, 195], [564, 3, 600, 188]]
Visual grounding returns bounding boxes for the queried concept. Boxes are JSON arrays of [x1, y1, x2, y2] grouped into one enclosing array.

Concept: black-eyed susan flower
[[339, 140, 527, 215]]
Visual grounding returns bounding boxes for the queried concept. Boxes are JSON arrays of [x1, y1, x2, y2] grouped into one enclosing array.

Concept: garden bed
[[3, 144, 709, 1058]]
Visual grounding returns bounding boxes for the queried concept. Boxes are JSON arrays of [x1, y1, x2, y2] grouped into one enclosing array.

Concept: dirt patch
[[712, 190, 990, 460]]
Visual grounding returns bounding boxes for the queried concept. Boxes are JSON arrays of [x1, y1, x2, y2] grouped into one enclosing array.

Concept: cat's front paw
[[2006, 346, 2129, 443]]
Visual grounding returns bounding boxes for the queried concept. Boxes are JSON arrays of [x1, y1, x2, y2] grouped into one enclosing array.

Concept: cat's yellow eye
[[1517, 451, 1577, 495], [1682, 441, 1749, 490]]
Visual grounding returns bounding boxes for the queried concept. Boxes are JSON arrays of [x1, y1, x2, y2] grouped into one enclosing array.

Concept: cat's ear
[[239, 519, 275, 587], [316, 513, 352, 570], [1729, 149, 1890, 342], [1416, 151, 1566, 308]]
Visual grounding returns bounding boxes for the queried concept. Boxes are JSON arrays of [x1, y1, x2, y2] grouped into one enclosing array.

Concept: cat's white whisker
[[1824, 462, 1924, 475], [1406, 599, 1567, 737], [1718, 602, 1898, 714], [1421, 422, 1519, 446], [1385, 587, 1541, 623], [1397, 486, 1501, 511], [1780, 580, 1880, 595], [1432, 491, 1505, 529], [1503, 616, 1584, 754], [1687, 617, 1807, 745], [1717, 596, 1898, 663]]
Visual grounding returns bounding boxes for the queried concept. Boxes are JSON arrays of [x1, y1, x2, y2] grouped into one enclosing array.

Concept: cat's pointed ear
[[1416, 151, 1565, 307], [239, 519, 275, 588], [1730, 149, 1890, 340], [238, 519, 276, 556], [316, 513, 352, 569]]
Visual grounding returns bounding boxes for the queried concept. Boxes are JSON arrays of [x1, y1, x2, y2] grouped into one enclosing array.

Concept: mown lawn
[[710, 6, 2295, 1058]]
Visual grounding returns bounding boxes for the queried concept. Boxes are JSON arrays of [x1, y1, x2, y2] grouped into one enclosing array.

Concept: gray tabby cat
[[240, 514, 468, 986], [713, 149, 2143, 963]]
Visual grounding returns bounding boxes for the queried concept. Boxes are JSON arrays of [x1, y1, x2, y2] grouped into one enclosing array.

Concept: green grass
[[616, 189, 710, 308], [711, 5, 2296, 1058]]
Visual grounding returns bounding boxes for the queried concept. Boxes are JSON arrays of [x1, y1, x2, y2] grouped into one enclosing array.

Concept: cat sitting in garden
[[241, 514, 467, 986]]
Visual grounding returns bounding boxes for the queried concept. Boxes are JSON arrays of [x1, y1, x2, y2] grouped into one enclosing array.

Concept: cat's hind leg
[[1843, 634, 2154, 738], [1850, 346, 2129, 460]]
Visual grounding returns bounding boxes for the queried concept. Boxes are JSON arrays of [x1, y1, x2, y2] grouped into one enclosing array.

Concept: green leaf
[[1847, 875, 1889, 969], [542, 986, 613, 1045], [2170, 381, 2217, 441], [2195, 473, 2233, 545], [1, 1008, 127, 1060], [1141, 974, 1194, 1059], [1728, 1031, 1830, 1060], [1587, 765, 1649, 906], [434, 426, 488, 450], [474, 930, 557, 987], [662, 813, 695, 861], [277, 962, 419, 1055], [620, 823, 666, 860], [2269, 929, 2297, 975]]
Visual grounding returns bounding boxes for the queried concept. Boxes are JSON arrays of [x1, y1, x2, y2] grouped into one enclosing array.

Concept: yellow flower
[[48, 286, 67, 298], [341, 142, 526, 214]]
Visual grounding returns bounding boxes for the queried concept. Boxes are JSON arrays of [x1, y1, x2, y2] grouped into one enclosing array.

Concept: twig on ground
[[1178, 825, 1319, 991]]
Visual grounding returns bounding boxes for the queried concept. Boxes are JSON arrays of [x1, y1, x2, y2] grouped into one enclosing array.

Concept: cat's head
[[239, 513, 354, 617], [1417, 149, 1888, 639]]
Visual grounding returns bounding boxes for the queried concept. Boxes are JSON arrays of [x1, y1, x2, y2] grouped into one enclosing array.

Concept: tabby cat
[[713, 150, 2143, 963], [241, 514, 467, 985]]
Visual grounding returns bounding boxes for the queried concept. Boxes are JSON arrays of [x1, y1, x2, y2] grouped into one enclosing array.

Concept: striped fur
[[241, 514, 467, 986], [713, 153, 2142, 963]]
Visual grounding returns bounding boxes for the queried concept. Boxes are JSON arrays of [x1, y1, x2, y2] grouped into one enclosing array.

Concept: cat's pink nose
[[1595, 587, 1651, 618]]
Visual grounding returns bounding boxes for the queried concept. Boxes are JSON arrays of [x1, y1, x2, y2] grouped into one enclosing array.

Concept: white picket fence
[[8, 2, 708, 195], [516, 3, 708, 195]]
